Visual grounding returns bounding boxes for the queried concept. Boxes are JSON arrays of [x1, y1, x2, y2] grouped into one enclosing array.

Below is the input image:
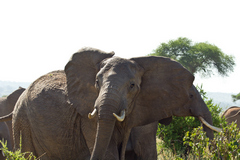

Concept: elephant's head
[[0, 87, 25, 116], [64, 48, 220, 160]]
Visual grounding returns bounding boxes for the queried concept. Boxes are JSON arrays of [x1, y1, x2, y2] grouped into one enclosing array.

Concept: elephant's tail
[[0, 112, 12, 122]]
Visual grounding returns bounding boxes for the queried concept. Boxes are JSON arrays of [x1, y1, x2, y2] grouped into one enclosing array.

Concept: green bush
[[184, 122, 240, 159], [157, 85, 223, 154], [157, 116, 200, 154], [0, 137, 38, 160]]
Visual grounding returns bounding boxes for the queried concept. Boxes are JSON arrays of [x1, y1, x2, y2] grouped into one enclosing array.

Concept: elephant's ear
[[130, 56, 194, 126], [64, 48, 114, 117]]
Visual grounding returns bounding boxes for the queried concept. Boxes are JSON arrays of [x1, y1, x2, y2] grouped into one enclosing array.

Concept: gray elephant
[[222, 106, 240, 128], [1, 48, 220, 160], [0, 87, 25, 149], [0, 122, 12, 160]]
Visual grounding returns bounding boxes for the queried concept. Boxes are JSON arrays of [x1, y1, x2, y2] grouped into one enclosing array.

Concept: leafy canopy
[[150, 37, 235, 77]]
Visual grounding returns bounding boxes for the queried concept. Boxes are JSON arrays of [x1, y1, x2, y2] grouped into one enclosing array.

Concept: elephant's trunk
[[90, 119, 116, 160], [90, 90, 121, 160], [199, 112, 215, 139], [189, 86, 221, 139], [191, 101, 215, 139]]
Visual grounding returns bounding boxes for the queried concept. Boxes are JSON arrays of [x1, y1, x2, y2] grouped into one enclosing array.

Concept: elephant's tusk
[[88, 108, 97, 119], [113, 110, 125, 122], [199, 116, 222, 132]]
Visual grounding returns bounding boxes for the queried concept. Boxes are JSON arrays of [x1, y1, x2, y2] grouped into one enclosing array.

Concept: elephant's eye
[[130, 83, 135, 89], [190, 94, 194, 98]]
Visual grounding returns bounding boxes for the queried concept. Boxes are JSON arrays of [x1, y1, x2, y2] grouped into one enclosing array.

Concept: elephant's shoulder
[[28, 70, 67, 100]]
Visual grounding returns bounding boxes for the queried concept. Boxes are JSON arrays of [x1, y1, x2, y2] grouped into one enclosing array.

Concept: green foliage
[[184, 123, 240, 159], [0, 138, 38, 160], [157, 116, 200, 154], [150, 37, 235, 77], [232, 92, 240, 102], [157, 85, 223, 155], [183, 126, 211, 159]]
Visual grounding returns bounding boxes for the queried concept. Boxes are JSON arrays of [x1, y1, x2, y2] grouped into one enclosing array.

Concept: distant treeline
[[207, 92, 240, 111]]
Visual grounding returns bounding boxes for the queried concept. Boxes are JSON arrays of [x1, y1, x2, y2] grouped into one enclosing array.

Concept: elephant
[[0, 87, 25, 149], [0, 122, 12, 160], [0, 47, 221, 160], [221, 106, 240, 128]]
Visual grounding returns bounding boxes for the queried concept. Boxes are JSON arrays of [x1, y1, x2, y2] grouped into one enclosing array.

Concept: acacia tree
[[150, 37, 235, 77]]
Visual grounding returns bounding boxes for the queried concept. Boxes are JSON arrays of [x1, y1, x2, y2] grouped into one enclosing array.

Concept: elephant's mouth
[[198, 116, 222, 132], [88, 108, 126, 122]]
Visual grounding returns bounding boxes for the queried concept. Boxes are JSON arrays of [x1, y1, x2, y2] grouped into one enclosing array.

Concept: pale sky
[[0, 0, 239, 93]]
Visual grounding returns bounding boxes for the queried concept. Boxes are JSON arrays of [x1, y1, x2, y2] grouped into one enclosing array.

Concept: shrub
[[184, 122, 240, 159], [157, 85, 223, 154], [0, 137, 38, 160]]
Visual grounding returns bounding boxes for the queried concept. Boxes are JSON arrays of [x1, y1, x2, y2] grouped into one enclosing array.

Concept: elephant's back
[[223, 106, 240, 118], [22, 70, 69, 118], [13, 70, 69, 126], [28, 70, 67, 99]]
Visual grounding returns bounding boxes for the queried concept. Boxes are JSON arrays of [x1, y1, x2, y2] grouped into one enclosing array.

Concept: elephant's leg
[[13, 115, 38, 157], [133, 137, 157, 160], [125, 151, 137, 160], [125, 136, 138, 160], [131, 122, 158, 160]]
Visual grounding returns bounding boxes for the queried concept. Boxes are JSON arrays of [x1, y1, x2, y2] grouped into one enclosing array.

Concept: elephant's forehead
[[102, 57, 138, 73]]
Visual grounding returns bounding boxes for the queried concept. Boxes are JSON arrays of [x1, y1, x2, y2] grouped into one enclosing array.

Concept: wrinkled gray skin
[[0, 122, 12, 160], [8, 48, 214, 160], [0, 87, 25, 149], [125, 85, 209, 160], [125, 122, 159, 160], [222, 106, 240, 128]]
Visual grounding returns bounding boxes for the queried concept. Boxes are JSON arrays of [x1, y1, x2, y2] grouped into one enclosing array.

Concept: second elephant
[[222, 106, 240, 128], [0, 122, 12, 160], [0, 87, 25, 149]]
